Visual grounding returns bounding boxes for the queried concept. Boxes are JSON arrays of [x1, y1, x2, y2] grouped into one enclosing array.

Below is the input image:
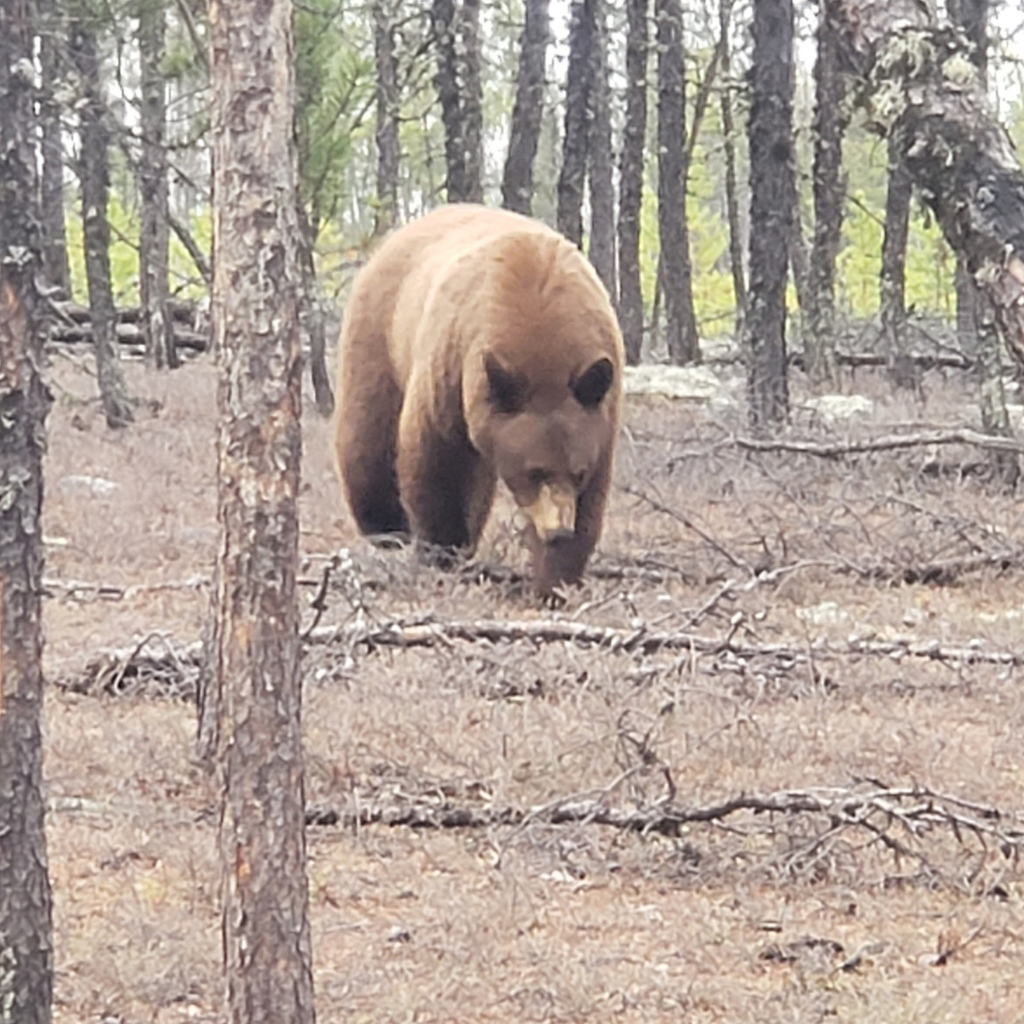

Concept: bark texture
[[556, 0, 592, 246], [744, 0, 794, 431], [617, 0, 648, 364], [0, 2, 55, 1020], [458, 0, 483, 203], [836, 0, 1024, 369], [803, 0, 847, 388], [138, 0, 177, 369], [501, 0, 550, 214], [373, 0, 400, 234], [69, 18, 134, 428], [207, 0, 315, 1017], [37, 0, 70, 296], [431, 0, 482, 203], [656, 0, 700, 364], [586, 0, 616, 298]]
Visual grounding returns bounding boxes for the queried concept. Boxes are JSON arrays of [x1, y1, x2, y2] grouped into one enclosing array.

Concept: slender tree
[[37, 0, 70, 296], [374, 0, 400, 234], [744, 0, 795, 431], [68, 10, 134, 428], [501, 0, 551, 215], [458, 0, 483, 202], [0, 1, 55, 1020], [587, 0, 616, 297], [138, 0, 177, 369], [719, 0, 746, 339], [556, 0, 592, 245], [655, 0, 700, 364], [879, 130, 919, 392], [803, 0, 848, 388], [949, 0, 986, 357], [207, 0, 316, 1016], [618, 0, 648, 364]]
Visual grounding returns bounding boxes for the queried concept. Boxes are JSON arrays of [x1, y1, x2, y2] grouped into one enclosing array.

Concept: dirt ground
[[41, 348, 1024, 1023]]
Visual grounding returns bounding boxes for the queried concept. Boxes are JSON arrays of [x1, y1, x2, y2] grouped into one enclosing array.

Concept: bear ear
[[572, 358, 614, 409], [484, 353, 528, 414]]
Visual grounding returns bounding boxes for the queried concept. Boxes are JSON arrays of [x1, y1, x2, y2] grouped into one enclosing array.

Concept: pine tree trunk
[[458, 0, 483, 203], [879, 134, 920, 392], [297, 202, 334, 418], [37, 0, 71, 297], [655, 0, 700, 364], [836, 0, 1024, 368], [139, 0, 177, 369], [586, 0, 616, 297], [720, 0, 746, 340], [803, 0, 847, 388], [0, 3, 55, 1020], [744, 0, 794, 432], [432, 0, 467, 201], [501, 0, 550, 215], [556, 0, 591, 246], [70, 20, 134, 428], [373, 0, 400, 235], [617, 0, 648, 364], [207, 0, 316, 1017]]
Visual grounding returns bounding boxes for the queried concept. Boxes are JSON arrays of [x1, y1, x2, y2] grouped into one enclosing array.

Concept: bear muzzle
[[522, 482, 577, 543]]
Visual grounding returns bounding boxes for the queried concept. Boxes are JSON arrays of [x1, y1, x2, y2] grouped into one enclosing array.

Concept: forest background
[[49, 0, 1024, 367]]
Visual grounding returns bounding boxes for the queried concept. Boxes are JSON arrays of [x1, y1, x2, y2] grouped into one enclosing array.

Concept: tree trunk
[[879, 133, 920, 392], [744, 0, 794, 432], [836, 0, 1024, 369], [945, 0, 1014, 484], [373, 0, 400, 235], [431, 0, 466, 201], [720, 0, 745, 340], [656, 0, 700, 364], [207, 0, 316, 1018], [586, 0, 616, 298], [297, 202, 334, 418], [138, 0, 177, 369], [802, 0, 847, 388], [556, 0, 591, 247], [0, 2, 55, 1020], [617, 0, 648, 364], [458, 0, 483, 203], [69, 19, 134, 428], [37, 0, 70, 297], [501, 0, 550, 215]]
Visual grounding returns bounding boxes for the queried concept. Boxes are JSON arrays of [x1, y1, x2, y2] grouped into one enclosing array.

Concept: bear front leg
[[396, 416, 495, 566], [527, 454, 612, 596]]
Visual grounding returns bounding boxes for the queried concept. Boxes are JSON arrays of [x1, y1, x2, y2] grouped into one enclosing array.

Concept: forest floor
[[41, 348, 1024, 1023]]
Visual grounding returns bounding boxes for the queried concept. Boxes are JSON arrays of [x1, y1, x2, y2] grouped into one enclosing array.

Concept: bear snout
[[522, 482, 576, 542]]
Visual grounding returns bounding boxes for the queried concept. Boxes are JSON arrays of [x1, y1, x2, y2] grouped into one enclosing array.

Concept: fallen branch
[[305, 781, 1024, 889], [730, 428, 1024, 460]]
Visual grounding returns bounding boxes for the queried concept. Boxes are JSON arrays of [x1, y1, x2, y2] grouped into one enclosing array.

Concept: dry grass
[[42, 350, 1024, 1022]]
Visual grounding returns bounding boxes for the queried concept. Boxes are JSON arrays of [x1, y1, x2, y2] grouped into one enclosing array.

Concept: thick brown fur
[[334, 203, 624, 595]]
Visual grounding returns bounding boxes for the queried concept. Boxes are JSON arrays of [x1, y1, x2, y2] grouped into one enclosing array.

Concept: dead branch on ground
[[305, 781, 1024, 890], [729, 429, 1024, 460]]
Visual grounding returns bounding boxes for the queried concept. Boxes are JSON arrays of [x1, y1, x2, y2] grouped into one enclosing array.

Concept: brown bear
[[334, 203, 624, 595]]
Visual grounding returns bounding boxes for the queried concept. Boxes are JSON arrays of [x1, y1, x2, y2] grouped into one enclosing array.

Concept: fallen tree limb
[[304, 781, 1024, 889], [730, 428, 1024, 460]]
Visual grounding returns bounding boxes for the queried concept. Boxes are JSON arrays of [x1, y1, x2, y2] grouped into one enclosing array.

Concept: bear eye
[[484, 353, 528, 415], [572, 358, 614, 408]]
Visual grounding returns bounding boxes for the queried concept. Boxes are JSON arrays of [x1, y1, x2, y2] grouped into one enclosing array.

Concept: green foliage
[[294, 0, 375, 236]]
